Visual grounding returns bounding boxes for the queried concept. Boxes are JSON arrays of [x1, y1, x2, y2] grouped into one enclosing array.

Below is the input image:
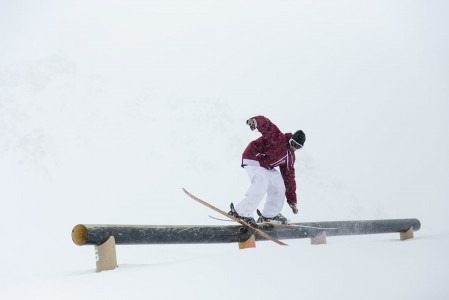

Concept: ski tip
[[182, 188, 194, 198]]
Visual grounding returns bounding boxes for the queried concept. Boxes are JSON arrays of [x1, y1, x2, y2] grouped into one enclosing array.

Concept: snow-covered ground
[[1, 0, 448, 299]]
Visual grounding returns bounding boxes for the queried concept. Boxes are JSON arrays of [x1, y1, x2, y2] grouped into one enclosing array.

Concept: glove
[[246, 118, 257, 131], [289, 204, 298, 214]]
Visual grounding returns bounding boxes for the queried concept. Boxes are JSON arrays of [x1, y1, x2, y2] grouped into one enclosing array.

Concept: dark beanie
[[292, 130, 306, 147]]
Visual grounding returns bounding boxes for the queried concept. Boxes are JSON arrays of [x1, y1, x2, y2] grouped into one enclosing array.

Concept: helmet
[[290, 130, 306, 149]]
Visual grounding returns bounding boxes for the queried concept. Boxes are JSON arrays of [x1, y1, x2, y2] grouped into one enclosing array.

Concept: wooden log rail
[[72, 219, 420, 272], [72, 219, 420, 246]]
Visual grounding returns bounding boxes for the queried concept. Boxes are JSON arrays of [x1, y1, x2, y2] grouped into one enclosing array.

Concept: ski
[[209, 215, 337, 230], [182, 188, 288, 246], [209, 215, 298, 226], [209, 215, 234, 222]]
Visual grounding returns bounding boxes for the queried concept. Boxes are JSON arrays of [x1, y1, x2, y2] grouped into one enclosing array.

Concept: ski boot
[[257, 209, 290, 225], [228, 203, 257, 227]]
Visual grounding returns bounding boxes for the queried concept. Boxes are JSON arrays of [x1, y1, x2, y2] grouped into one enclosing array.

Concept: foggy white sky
[[1, 0, 448, 226]]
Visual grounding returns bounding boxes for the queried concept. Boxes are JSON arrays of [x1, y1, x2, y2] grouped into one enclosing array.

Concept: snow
[[1, 0, 449, 299]]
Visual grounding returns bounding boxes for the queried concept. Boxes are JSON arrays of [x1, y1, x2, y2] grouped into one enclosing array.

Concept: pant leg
[[235, 166, 269, 217], [262, 169, 286, 218]]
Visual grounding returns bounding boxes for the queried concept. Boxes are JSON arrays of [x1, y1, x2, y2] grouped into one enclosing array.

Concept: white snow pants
[[235, 165, 286, 218]]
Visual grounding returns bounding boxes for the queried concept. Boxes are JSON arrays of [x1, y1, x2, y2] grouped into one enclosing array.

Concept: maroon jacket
[[241, 116, 297, 206]]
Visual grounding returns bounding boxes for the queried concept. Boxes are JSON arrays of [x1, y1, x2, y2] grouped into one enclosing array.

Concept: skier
[[229, 116, 305, 225]]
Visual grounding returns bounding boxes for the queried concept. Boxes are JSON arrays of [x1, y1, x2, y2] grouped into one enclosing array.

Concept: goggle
[[289, 138, 303, 150]]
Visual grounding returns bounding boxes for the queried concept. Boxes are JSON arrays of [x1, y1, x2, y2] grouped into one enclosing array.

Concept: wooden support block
[[95, 236, 117, 272], [311, 231, 327, 245], [400, 227, 414, 240], [238, 234, 256, 249]]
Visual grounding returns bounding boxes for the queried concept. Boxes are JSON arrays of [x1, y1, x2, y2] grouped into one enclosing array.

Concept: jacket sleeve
[[280, 164, 297, 206], [251, 116, 282, 141]]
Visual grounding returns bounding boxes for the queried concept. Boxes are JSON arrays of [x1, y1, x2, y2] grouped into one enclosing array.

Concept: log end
[[72, 224, 88, 246]]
